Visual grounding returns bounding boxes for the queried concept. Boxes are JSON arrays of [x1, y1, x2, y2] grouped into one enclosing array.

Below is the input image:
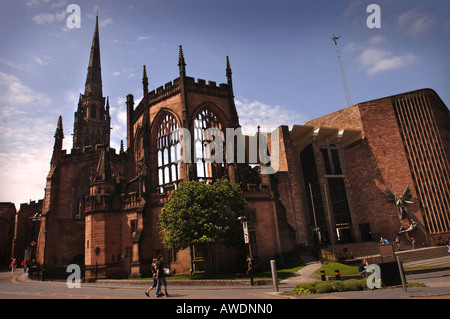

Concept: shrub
[[292, 281, 321, 294], [344, 278, 366, 291], [293, 288, 312, 295], [316, 282, 334, 294], [331, 281, 346, 292], [292, 279, 368, 295]]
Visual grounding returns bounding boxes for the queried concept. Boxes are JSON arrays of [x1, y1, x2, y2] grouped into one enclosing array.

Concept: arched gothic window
[[194, 108, 224, 182], [157, 113, 181, 193]]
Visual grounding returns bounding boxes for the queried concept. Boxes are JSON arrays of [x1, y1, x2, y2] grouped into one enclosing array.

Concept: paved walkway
[[5, 264, 450, 300], [279, 255, 322, 285]]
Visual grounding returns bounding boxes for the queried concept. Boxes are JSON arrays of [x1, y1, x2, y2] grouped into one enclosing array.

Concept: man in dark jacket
[[155, 255, 170, 297]]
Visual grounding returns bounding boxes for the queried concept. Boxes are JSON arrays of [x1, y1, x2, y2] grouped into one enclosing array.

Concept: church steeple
[[84, 14, 102, 98], [72, 15, 110, 151], [225, 56, 239, 127]]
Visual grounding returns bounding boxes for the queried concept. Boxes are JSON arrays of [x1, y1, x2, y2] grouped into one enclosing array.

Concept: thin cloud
[[137, 35, 152, 42], [398, 8, 438, 36], [235, 98, 306, 134], [0, 72, 55, 206], [26, 0, 51, 7], [32, 10, 66, 24], [99, 18, 113, 27], [31, 55, 52, 66], [351, 36, 418, 76], [0, 71, 51, 110], [356, 48, 417, 76]]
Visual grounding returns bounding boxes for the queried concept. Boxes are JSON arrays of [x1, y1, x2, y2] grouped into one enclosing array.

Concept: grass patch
[[314, 259, 359, 276], [256, 260, 307, 281], [404, 264, 450, 271]]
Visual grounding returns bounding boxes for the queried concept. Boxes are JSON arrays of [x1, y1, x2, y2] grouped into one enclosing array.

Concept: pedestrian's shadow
[[144, 293, 185, 299]]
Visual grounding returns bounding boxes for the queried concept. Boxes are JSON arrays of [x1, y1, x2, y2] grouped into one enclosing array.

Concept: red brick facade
[[0, 202, 16, 266], [11, 200, 42, 264], [306, 89, 450, 247]]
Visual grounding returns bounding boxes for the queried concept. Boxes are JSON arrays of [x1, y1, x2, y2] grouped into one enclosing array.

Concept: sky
[[0, 0, 449, 207]]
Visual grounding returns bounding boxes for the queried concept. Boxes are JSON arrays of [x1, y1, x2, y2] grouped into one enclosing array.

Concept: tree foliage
[[157, 178, 245, 250]]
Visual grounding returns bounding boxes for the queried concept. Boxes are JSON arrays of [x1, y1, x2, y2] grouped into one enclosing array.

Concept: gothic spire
[[106, 96, 110, 117], [84, 14, 102, 98], [225, 56, 239, 127], [226, 55, 232, 82], [178, 45, 186, 74], [120, 139, 124, 154], [51, 115, 64, 166], [54, 115, 64, 140], [142, 65, 149, 98]]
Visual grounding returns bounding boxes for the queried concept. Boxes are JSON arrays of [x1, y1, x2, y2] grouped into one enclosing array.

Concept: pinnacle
[[178, 45, 186, 70]]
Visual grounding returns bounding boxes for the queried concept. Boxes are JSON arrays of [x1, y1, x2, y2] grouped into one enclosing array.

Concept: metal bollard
[[396, 255, 407, 293], [334, 269, 341, 281], [270, 260, 279, 292], [320, 270, 326, 281]]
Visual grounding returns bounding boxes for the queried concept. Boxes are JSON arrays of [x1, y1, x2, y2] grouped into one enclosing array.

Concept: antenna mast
[[331, 34, 353, 106]]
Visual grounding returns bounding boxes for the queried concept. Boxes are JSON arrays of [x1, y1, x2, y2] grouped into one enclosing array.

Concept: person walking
[[411, 237, 416, 249], [145, 258, 159, 297], [395, 236, 400, 251], [9, 258, 17, 274], [22, 258, 29, 273], [155, 255, 170, 297]]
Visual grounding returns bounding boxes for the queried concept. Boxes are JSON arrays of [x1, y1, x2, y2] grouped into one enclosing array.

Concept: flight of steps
[[321, 241, 380, 261]]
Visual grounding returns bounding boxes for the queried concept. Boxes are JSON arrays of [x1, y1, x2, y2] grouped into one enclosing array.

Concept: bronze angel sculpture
[[385, 185, 417, 233]]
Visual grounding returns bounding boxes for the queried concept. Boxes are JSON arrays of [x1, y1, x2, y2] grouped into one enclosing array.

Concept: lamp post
[[238, 216, 254, 286]]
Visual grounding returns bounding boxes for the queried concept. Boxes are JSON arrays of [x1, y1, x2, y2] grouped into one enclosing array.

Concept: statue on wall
[[385, 185, 417, 233]]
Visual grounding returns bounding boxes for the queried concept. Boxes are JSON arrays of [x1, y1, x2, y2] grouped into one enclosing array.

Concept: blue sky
[[0, 0, 449, 206]]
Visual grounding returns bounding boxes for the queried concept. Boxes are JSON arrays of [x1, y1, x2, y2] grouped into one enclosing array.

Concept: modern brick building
[[29, 17, 449, 279], [301, 89, 450, 247]]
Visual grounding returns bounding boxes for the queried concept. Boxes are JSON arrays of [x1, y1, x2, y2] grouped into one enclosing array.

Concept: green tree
[[157, 178, 245, 274]]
